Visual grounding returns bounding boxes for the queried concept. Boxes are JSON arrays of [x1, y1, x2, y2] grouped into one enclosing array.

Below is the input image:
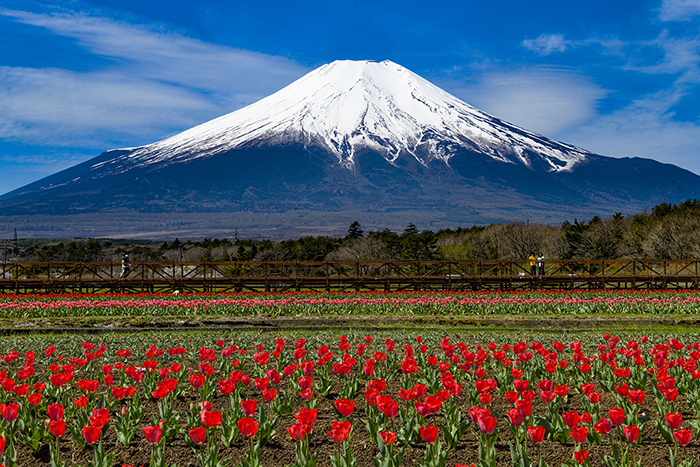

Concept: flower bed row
[[2, 290, 700, 318], [0, 330, 696, 466]]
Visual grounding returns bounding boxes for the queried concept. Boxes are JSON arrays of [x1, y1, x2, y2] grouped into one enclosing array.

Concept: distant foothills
[[3, 199, 699, 263]]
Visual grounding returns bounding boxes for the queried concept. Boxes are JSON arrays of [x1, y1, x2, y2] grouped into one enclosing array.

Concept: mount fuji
[[2, 60, 699, 238]]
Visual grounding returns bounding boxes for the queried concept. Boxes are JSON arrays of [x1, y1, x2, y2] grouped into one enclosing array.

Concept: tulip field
[[0, 290, 698, 466], [2, 289, 700, 319]]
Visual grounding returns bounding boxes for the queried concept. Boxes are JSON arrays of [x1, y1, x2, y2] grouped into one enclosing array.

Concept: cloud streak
[[521, 34, 570, 55], [442, 67, 607, 138], [658, 0, 700, 21], [0, 7, 309, 149]]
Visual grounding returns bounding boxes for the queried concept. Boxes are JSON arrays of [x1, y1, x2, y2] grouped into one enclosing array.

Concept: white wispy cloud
[[0, 7, 309, 149], [561, 90, 700, 173], [521, 34, 570, 55], [513, 4, 700, 174], [442, 67, 607, 137], [658, 0, 700, 21]]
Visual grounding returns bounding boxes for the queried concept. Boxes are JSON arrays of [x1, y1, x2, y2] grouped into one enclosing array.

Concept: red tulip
[[380, 431, 396, 445], [143, 425, 162, 443], [475, 379, 497, 393], [77, 379, 99, 393], [150, 385, 170, 399], [189, 426, 206, 444], [376, 395, 399, 418], [507, 408, 524, 427], [298, 376, 313, 390], [27, 393, 42, 406], [294, 407, 317, 430], [0, 403, 18, 422], [666, 413, 683, 430], [327, 420, 352, 443], [81, 425, 101, 444], [573, 448, 589, 464], [89, 408, 110, 428], [420, 424, 439, 444], [608, 408, 626, 426], [673, 428, 692, 446], [0, 435, 5, 453], [189, 374, 205, 389], [527, 425, 545, 444], [562, 411, 580, 429], [663, 388, 679, 402], [299, 389, 314, 400], [47, 403, 65, 421], [554, 384, 569, 398], [538, 380, 553, 392], [49, 420, 66, 438], [505, 390, 519, 404], [423, 395, 442, 414], [479, 393, 493, 406], [475, 410, 497, 434], [594, 418, 612, 435], [262, 388, 277, 402], [287, 422, 308, 441], [255, 378, 270, 391], [513, 379, 529, 392], [570, 426, 589, 444], [1, 379, 14, 393], [240, 399, 257, 416], [73, 396, 88, 408], [623, 425, 639, 443], [218, 379, 235, 395], [238, 417, 259, 438], [615, 384, 630, 397], [516, 400, 532, 418], [414, 401, 430, 416], [628, 390, 645, 405], [334, 398, 355, 417], [200, 409, 222, 427]]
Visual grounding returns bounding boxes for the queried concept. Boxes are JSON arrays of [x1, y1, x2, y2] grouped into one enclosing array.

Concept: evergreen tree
[[346, 221, 364, 240]]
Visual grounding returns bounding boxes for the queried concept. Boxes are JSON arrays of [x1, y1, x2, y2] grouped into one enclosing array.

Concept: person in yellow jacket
[[528, 253, 537, 275]]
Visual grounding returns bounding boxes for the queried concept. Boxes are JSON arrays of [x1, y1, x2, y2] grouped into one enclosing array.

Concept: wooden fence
[[1, 259, 699, 294]]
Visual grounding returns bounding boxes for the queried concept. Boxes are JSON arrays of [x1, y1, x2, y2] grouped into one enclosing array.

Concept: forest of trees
[[8, 199, 700, 262]]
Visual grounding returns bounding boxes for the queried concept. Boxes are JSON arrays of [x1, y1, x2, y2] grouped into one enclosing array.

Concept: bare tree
[[326, 236, 389, 262], [642, 213, 700, 259]]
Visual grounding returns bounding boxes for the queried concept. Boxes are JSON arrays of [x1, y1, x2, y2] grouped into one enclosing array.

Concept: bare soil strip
[[2, 315, 698, 335]]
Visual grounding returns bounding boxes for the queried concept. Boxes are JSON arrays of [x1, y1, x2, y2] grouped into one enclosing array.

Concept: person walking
[[537, 252, 545, 275]]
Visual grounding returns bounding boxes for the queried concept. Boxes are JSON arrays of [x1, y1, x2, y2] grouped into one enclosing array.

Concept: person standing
[[537, 252, 545, 275], [528, 253, 537, 275], [120, 254, 131, 278]]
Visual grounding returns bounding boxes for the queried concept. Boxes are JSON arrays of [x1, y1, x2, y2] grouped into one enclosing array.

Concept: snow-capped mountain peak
[[99, 59, 591, 173]]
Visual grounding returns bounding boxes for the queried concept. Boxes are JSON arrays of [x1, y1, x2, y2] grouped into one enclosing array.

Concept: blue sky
[[1, 0, 699, 195]]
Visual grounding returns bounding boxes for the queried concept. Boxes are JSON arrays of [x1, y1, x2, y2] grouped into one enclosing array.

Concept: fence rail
[[0, 259, 699, 294]]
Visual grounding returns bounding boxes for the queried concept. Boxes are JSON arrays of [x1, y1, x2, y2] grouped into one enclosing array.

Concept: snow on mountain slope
[[94, 60, 591, 174]]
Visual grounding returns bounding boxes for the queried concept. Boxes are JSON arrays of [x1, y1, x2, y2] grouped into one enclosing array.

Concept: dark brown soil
[[2, 314, 698, 336]]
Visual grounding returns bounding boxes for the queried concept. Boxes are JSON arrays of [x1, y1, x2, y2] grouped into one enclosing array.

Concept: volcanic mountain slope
[[2, 60, 699, 234]]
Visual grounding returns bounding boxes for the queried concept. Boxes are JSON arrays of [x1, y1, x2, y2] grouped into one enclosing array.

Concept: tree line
[[9, 199, 700, 262]]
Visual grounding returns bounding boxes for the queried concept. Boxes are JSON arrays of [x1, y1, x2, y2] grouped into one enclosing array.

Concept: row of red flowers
[[0, 332, 697, 466]]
